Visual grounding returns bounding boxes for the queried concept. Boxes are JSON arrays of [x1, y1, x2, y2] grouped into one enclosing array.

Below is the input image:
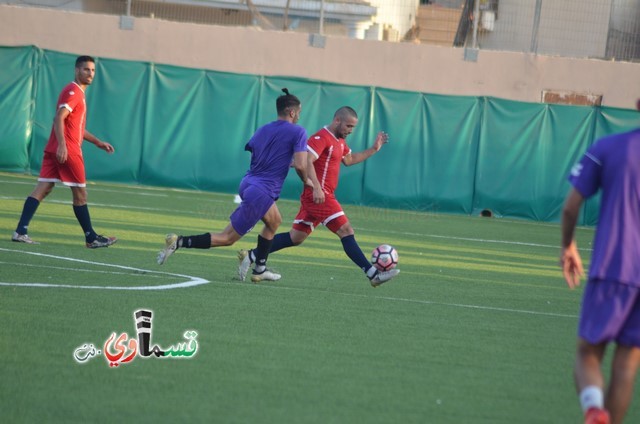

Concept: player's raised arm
[[343, 131, 389, 166]]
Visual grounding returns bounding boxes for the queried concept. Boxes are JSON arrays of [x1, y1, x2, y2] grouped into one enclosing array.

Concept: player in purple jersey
[[560, 99, 640, 424], [157, 88, 311, 282]]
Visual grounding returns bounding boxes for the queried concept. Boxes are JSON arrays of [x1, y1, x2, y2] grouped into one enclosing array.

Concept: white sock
[[579, 385, 604, 412], [254, 265, 266, 273], [366, 267, 377, 278]]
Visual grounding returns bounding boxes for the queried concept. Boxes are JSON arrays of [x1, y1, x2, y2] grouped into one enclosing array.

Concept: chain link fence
[[3, 0, 639, 61]]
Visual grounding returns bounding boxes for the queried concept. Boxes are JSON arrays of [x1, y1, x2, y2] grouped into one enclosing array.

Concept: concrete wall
[[0, 4, 638, 109]]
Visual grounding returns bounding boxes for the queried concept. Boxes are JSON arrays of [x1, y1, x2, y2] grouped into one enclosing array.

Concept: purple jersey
[[242, 120, 307, 199], [569, 128, 640, 286]]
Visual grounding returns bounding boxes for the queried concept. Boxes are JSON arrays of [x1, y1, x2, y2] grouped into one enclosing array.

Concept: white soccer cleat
[[12, 232, 39, 244], [237, 249, 253, 281], [86, 235, 117, 249], [157, 233, 179, 265], [250, 269, 281, 283], [370, 268, 400, 287]]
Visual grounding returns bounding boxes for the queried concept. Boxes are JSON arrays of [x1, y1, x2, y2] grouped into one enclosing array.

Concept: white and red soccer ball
[[371, 244, 399, 271]]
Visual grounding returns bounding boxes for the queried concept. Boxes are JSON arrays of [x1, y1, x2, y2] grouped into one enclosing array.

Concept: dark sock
[[341, 234, 373, 273], [179, 233, 211, 249], [73, 204, 97, 242], [270, 232, 294, 254], [254, 234, 273, 267], [15, 196, 40, 234]]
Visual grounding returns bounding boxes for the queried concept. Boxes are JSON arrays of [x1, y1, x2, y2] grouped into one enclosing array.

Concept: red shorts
[[291, 190, 349, 234], [38, 151, 86, 187]]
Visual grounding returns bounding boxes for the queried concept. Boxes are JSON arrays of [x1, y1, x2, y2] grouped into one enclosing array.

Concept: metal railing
[[3, 0, 639, 61]]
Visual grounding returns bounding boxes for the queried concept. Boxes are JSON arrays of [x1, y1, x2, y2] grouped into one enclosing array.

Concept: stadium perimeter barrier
[[1, 46, 638, 225]]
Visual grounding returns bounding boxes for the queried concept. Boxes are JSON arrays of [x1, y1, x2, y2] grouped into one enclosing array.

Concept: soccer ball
[[371, 244, 398, 271]]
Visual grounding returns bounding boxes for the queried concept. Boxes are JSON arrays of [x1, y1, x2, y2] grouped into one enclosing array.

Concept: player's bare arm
[[343, 131, 389, 166], [53, 107, 70, 164], [84, 130, 115, 153], [292, 151, 311, 186], [560, 188, 585, 288]]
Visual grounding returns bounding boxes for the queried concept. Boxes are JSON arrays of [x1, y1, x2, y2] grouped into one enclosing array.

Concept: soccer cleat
[[370, 268, 400, 287], [237, 249, 254, 281], [157, 233, 179, 265], [12, 232, 39, 244], [584, 407, 610, 424], [86, 235, 118, 249], [250, 269, 281, 283]]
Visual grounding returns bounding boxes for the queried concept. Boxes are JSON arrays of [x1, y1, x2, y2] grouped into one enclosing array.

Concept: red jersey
[[306, 127, 352, 194], [44, 82, 87, 157]]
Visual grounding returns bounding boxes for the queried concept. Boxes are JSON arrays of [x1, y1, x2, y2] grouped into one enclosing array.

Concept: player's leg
[[158, 223, 244, 265], [575, 279, 609, 423], [325, 200, 399, 287], [272, 197, 315, 253], [30, 180, 56, 201], [253, 202, 282, 267], [64, 156, 117, 249], [605, 344, 640, 424], [211, 225, 243, 247], [605, 289, 640, 424], [158, 182, 268, 266], [249, 203, 283, 282], [237, 201, 313, 281], [574, 279, 639, 423], [333, 221, 373, 274], [574, 339, 609, 423], [157, 231, 213, 265], [12, 181, 55, 244], [269, 201, 315, 253], [314, 196, 368, 272], [238, 228, 308, 281], [13, 152, 59, 243]]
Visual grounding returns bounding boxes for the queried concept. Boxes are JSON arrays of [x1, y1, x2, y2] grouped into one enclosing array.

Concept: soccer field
[[0, 171, 633, 423]]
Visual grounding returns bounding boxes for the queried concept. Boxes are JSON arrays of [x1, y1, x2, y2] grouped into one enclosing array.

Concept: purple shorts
[[229, 180, 275, 236], [578, 278, 640, 347]]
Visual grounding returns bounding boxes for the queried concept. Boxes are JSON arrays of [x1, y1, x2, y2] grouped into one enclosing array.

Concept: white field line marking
[[0, 179, 231, 203], [0, 261, 174, 279], [1, 249, 576, 318], [364, 293, 578, 318], [365, 229, 594, 251], [0, 196, 230, 215], [0, 179, 167, 197], [277, 282, 578, 318], [90, 188, 168, 197], [199, 279, 579, 319], [2, 194, 588, 251], [0, 248, 209, 290], [0, 196, 182, 214]]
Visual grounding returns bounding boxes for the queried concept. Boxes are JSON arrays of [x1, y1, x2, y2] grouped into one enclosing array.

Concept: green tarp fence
[[1, 46, 638, 224]]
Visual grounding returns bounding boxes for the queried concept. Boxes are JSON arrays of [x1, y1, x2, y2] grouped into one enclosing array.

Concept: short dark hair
[[276, 88, 301, 116], [75, 55, 95, 68], [334, 106, 358, 120]]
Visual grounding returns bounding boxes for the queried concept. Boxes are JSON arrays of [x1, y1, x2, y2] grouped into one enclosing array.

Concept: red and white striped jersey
[[306, 127, 352, 195]]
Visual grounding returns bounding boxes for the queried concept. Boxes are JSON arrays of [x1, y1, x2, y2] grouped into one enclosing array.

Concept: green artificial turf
[[1, 171, 633, 423]]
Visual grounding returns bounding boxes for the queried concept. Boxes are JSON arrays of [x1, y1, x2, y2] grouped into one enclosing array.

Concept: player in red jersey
[[12, 56, 117, 248], [238, 106, 399, 286]]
